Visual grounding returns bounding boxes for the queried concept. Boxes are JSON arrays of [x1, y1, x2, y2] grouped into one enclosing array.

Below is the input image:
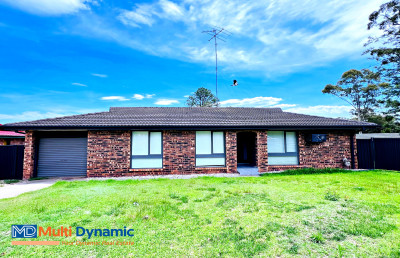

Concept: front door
[[237, 132, 256, 166]]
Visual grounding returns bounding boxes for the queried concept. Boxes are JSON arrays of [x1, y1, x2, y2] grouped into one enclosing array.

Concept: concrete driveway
[[0, 179, 58, 199]]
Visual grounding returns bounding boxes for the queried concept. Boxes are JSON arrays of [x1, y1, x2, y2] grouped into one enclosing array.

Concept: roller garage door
[[37, 137, 88, 177]]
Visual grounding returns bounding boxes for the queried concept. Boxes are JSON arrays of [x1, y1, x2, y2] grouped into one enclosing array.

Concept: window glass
[[132, 131, 148, 155], [150, 132, 162, 155], [268, 131, 298, 165], [286, 132, 297, 153], [196, 131, 212, 154], [196, 158, 225, 166], [212, 132, 224, 154], [268, 156, 298, 165], [267, 131, 285, 153], [131, 131, 162, 169], [132, 158, 162, 169], [196, 131, 225, 167]]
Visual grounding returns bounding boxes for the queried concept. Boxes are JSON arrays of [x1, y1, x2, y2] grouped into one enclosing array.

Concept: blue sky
[[0, 0, 386, 123]]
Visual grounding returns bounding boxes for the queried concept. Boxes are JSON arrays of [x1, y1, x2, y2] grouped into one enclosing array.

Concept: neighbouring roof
[[0, 130, 25, 137], [0, 107, 377, 130]]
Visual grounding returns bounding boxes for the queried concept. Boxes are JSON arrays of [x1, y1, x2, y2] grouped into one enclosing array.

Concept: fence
[[357, 138, 400, 171], [0, 145, 24, 180]]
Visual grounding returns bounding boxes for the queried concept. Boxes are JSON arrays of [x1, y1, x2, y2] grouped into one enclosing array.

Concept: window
[[196, 131, 225, 166], [131, 131, 162, 168], [268, 131, 298, 165]]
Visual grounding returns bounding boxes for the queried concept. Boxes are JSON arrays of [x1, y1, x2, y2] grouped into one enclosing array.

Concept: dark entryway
[[237, 132, 257, 166]]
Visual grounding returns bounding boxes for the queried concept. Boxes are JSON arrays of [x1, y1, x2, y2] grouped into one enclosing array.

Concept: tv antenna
[[202, 26, 231, 98]]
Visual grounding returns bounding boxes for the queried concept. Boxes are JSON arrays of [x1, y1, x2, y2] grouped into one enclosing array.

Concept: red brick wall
[[11, 138, 25, 145], [22, 131, 36, 180], [87, 130, 237, 177], [86, 131, 131, 177], [0, 138, 24, 145], [226, 131, 237, 173], [298, 131, 355, 168], [256, 131, 268, 172], [268, 131, 357, 171], [22, 129, 357, 179]]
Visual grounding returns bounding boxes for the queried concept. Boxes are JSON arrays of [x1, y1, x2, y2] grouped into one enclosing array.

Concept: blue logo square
[[11, 225, 37, 238]]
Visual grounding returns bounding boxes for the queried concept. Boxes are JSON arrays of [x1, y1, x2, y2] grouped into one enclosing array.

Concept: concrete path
[[0, 179, 57, 199], [237, 165, 260, 176]]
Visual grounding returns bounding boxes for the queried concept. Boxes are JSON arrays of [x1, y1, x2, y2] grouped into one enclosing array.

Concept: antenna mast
[[202, 27, 230, 98]]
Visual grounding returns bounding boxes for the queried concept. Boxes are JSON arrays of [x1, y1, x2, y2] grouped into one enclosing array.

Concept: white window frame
[[195, 131, 226, 167], [131, 131, 162, 169], [268, 131, 299, 165]]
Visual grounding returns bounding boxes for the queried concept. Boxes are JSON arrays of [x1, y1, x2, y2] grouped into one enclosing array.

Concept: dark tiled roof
[[0, 107, 377, 130]]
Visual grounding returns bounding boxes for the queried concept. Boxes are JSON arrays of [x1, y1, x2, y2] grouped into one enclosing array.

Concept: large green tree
[[186, 87, 219, 107], [364, 113, 400, 132], [366, 0, 400, 116], [322, 69, 383, 121]]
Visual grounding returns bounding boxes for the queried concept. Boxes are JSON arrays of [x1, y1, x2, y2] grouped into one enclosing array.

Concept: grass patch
[[311, 232, 325, 243], [325, 191, 340, 201], [261, 167, 352, 176], [0, 170, 399, 256], [3, 179, 20, 184]]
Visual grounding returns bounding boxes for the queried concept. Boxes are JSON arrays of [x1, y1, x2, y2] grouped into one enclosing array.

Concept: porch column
[[23, 131, 36, 180], [257, 131, 268, 172], [226, 131, 237, 173]]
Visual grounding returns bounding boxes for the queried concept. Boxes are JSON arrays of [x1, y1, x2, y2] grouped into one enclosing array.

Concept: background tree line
[[323, 0, 400, 132]]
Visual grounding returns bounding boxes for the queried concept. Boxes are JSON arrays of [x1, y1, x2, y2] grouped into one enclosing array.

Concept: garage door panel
[[37, 138, 87, 177]]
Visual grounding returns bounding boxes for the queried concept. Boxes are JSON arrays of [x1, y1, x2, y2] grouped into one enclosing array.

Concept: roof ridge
[[109, 107, 283, 111]]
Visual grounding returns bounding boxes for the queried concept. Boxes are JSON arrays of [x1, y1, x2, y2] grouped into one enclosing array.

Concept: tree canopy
[[322, 69, 383, 121], [366, 0, 400, 116], [186, 87, 219, 107]]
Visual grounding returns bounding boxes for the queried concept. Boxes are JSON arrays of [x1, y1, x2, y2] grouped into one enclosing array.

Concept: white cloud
[[271, 104, 297, 108], [101, 96, 129, 101], [118, 4, 156, 28], [118, 0, 185, 28], [84, 0, 386, 76], [91, 73, 108, 78], [0, 0, 91, 15], [284, 105, 353, 118], [145, 94, 155, 98], [132, 93, 155, 100], [154, 99, 179, 105], [0, 111, 74, 123], [159, 0, 184, 19], [219, 96, 353, 118], [133, 94, 145, 100], [72, 82, 87, 87], [220, 96, 283, 107]]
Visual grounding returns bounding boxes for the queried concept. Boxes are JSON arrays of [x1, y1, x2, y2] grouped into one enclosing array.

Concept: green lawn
[[1, 170, 400, 257]]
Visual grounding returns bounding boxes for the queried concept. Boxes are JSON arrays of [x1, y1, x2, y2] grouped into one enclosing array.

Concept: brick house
[[0, 130, 25, 146], [0, 107, 377, 179]]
